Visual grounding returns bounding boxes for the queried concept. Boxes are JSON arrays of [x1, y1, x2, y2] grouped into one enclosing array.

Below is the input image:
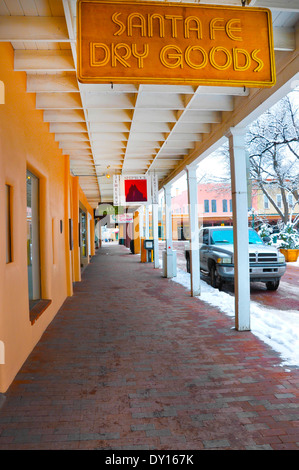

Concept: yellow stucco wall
[[0, 43, 94, 392]]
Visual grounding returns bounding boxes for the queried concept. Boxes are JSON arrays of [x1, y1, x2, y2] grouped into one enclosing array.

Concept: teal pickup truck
[[185, 226, 286, 290]]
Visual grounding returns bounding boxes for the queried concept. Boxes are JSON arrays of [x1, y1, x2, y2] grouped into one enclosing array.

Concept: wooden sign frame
[[77, 0, 276, 87]]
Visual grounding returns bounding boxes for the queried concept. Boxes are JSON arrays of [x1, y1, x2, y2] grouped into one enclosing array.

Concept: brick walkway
[[0, 244, 298, 450]]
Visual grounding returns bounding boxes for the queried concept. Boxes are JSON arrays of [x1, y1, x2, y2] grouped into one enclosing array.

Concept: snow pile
[[275, 222, 299, 249], [171, 268, 299, 368]]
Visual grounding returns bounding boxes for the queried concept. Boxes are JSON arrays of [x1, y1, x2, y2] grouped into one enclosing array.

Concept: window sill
[[29, 299, 52, 325]]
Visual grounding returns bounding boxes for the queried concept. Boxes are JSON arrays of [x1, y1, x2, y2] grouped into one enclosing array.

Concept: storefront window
[[80, 209, 87, 258], [27, 170, 41, 303]]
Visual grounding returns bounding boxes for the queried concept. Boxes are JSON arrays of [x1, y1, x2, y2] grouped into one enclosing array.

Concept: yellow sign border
[[77, 0, 276, 88]]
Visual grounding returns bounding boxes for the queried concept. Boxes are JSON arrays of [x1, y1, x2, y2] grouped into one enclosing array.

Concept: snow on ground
[[170, 265, 299, 369]]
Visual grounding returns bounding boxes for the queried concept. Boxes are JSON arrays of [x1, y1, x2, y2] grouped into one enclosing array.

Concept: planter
[[280, 248, 299, 262]]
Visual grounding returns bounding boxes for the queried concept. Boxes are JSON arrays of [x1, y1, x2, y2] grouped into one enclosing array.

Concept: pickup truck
[[185, 226, 286, 290]]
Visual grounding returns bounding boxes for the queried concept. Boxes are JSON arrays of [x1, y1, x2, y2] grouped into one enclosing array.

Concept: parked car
[[185, 226, 286, 290]]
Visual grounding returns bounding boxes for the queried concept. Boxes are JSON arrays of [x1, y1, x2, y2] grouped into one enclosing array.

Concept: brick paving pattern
[[0, 244, 298, 450]]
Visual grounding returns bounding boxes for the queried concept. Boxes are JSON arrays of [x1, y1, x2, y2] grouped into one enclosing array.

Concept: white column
[[98, 222, 102, 247], [139, 206, 144, 238], [145, 205, 150, 239], [151, 174, 160, 268], [228, 127, 251, 331], [139, 206, 144, 252], [186, 165, 200, 297], [88, 212, 91, 257], [163, 184, 176, 278], [152, 202, 159, 268], [164, 185, 173, 253]]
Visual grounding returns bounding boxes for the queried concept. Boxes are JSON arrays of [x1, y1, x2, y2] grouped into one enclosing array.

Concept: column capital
[[185, 164, 197, 178], [226, 126, 247, 138]]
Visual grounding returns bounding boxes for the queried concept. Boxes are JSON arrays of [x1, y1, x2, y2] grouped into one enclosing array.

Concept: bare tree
[[198, 91, 299, 225], [246, 92, 299, 224]]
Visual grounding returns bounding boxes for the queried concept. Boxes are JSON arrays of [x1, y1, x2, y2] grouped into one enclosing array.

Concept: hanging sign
[[113, 175, 152, 206], [77, 1, 276, 87]]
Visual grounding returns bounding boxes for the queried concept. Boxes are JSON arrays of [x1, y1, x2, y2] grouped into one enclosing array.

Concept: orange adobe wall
[[0, 43, 94, 392]]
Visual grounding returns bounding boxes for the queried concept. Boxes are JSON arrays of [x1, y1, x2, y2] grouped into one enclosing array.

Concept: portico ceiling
[[0, 0, 298, 208]]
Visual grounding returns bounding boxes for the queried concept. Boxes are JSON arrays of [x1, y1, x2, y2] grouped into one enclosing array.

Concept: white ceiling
[[1, 0, 298, 208]]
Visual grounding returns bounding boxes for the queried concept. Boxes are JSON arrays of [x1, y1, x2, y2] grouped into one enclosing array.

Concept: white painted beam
[[273, 27, 296, 51], [84, 93, 135, 109], [255, 0, 299, 11], [14, 50, 75, 72], [90, 122, 130, 133], [174, 123, 211, 133], [36, 92, 82, 109], [27, 74, 78, 93], [189, 95, 234, 111], [178, 110, 222, 123], [43, 110, 86, 122], [49, 122, 87, 133], [134, 109, 176, 122], [0, 16, 69, 42], [196, 86, 249, 96], [129, 132, 166, 142], [60, 142, 91, 150], [55, 133, 89, 142], [87, 109, 132, 122]]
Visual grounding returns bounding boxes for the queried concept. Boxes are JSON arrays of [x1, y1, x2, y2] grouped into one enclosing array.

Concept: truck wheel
[[186, 256, 190, 273], [210, 263, 217, 288], [266, 280, 280, 291]]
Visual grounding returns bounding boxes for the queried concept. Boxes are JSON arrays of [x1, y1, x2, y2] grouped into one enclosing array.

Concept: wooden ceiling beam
[[27, 73, 78, 93], [14, 50, 74, 72], [0, 16, 69, 42]]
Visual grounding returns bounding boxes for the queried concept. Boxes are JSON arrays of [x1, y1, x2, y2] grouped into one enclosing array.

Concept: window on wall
[[80, 209, 87, 258], [288, 194, 293, 207], [5, 184, 12, 263], [276, 194, 282, 209], [222, 199, 228, 212], [230, 199, 232, 212], [211, 200, 217, 213], [27, 170, 41, 303], [264, 195, 269, 209], [204, 200, 209, 213]]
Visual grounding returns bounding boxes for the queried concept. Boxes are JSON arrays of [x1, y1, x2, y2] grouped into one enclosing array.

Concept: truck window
[[203, 230, 209, 245]]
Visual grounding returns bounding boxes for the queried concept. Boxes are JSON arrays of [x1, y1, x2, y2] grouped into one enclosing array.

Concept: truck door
[[200, 229, 209, 270]]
